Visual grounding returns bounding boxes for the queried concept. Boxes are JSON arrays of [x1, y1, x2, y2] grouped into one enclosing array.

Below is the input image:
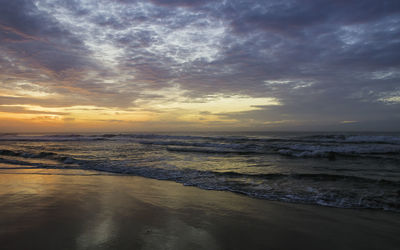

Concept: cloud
[[0, 105, 69, 115], [63, 117, 75, 122], [0, 0, 399, 130], [149, 0, 211, 7]]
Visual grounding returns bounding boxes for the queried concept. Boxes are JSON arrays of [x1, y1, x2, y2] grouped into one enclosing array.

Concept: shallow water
[[1, 131, 399, 211]]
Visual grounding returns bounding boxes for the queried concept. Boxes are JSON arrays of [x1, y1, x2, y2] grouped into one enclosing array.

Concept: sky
[[0, 0, 399, 132]]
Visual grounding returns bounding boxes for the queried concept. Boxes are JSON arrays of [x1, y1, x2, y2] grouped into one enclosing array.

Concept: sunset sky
[[0, 0, 399, 132]]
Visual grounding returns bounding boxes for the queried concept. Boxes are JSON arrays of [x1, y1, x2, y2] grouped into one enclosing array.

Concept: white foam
[[276, 143, 400, 157]]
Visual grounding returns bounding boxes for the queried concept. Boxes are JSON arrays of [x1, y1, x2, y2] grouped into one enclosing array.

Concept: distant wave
[[0, 149, 57, 158], [1, 133, 400, 159], [296, 134, 400, 144], [1, 132, 400, 143], [0, 133, 18, 137], [275, 144, 400, 158]]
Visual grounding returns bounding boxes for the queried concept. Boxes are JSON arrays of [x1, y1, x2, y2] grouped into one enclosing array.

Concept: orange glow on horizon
[[0, 93, 283, 132]]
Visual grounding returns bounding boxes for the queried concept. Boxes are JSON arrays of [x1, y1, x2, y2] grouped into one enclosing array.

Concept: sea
[[0, 131, 399, 211]]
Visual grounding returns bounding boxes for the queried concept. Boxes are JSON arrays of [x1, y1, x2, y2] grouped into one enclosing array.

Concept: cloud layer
[[0, 0, 399, 131]]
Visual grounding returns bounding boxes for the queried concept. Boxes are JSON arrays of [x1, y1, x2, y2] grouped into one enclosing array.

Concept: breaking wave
[[1, 132, 400, 211], [0, 147, 399, 211]]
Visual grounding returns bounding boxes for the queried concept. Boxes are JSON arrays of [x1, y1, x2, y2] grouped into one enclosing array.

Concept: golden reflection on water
[[0, 168, 56, 196], [1, 169, 400, 250], [0, 168, 261, 249]]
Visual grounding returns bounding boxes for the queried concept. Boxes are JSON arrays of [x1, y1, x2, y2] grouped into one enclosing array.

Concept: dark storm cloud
[[0, 0, 138, 108], [149, 0, 211, 7], [0, 0, 399, 129], [225, 0, 400, 34], [0, 0, 92, 72]]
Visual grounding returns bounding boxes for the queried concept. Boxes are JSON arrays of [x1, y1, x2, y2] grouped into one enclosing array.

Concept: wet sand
[[0, 168, 399, 250]]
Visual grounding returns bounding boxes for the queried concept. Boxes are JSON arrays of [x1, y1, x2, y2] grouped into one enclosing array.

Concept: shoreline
[[1, 168, 399, 250]]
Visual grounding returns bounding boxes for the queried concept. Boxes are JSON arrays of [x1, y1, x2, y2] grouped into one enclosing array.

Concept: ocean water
[[0, 132, 399, 211]]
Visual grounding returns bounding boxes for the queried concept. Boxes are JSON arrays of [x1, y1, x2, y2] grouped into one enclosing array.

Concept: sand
[[0, 168, 399, 250]]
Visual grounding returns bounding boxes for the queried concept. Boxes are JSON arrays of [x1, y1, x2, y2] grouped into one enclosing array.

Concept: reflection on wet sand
[[1, 169, 399, 250]]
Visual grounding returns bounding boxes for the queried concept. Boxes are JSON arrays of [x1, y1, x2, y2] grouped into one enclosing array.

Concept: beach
[[1, 168, 399, 250], [2, 0, 399, 248]]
